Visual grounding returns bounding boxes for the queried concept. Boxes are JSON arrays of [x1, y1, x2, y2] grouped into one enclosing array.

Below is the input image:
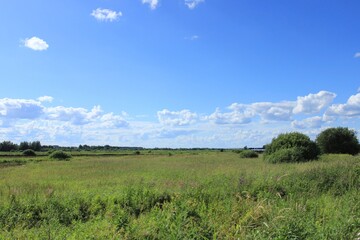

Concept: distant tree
[[22, 149, 37, 156], [0, 141, 18, 152], [19, 141, 41, 151], [49, 151, 72, 161], [264, 132, 319, 163], [316, 127, 360, 155], [31, 141, 41, 151], [19, 141, 30, 151], [239, 150, 258, 158]]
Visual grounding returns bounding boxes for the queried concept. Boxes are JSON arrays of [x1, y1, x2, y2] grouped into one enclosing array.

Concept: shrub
[[264, 132, 319, 163], [316, 127, 360, 155], [239, 150, 259, 158], [49, 151, 72, 161], [22, 149, 36, 157], [265, 148, 307, 163]]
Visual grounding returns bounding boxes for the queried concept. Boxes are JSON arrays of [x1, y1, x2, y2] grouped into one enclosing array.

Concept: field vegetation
[[0, 150, 359, 239]]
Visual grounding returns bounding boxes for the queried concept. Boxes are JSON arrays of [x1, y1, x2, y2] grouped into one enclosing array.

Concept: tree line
[[0, 141, 144, 152], [263, 127, 360, 163], [0, 141, 41, 152]]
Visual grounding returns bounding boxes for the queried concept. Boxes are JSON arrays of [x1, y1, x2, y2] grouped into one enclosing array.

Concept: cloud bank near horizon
[[0, 89, 360, 148]]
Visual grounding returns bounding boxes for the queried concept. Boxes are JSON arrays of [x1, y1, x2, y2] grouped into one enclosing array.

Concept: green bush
[[316, 127, 360, 155], [264, 132, 319, 163], [49, 151, 72, 161], [22, 149, 36, 157], [265, 147, 308, 163], [239, 150, 259, 158]]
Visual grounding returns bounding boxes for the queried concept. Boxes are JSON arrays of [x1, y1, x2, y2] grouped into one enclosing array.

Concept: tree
[[31, 141, 42, 151], [19, 141, 41, 151], [22, 149, 37, 156], [19, 141, 30, 151], [0, 141, 18, 152], [264, 132, 319, 163], [316, 127, 360, 155], [49, 151, 72, 161], [239, 150, 259, 158]]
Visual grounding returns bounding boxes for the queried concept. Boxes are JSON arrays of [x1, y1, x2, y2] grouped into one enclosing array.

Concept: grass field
[[0, 151, 359, 239]]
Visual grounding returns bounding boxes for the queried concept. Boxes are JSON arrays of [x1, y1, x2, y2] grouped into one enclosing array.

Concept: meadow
[[0, 150, 359, 239]]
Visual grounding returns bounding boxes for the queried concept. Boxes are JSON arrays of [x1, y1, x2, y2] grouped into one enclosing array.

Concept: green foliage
[[19, 141, 41, 151], [49, 151, 72, 161], [22, 149, 36, 157], [239, 150, 259, 158], [264, 132, 319, 163], [0, 141, 18, 152], [316, 127, 360, 155], [0, 152, 359, 238]]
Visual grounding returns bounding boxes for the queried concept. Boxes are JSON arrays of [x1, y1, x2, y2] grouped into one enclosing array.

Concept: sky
[[0, 0, 360, 148]]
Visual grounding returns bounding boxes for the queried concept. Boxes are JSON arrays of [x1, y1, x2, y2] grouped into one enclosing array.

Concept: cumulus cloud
[[0, 97, 131, 146], [252, 102, 295, 121], [185, 0, 204, 9], [208, 101, 295, 124], [37, 96, 54, 103], [0, 98, 43, 119], [142, 0, 159, 10], [1, 89, 359, 148], [207, 91, 338, 125], [293, 91, 336, 114], [158, 109, 197, 126], [91, 8, 122, 22], [45, 105, 103, 125], [326, 93, 360, 117], [98, 113, 129, 128], [207, 106, 253, 124], [23, 37, 49, 51], [0, 97, 130, 131], [291, 116, 324, 129]]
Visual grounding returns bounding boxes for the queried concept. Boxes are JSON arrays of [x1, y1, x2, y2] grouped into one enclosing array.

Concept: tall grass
[[0, 152, 359, 238]]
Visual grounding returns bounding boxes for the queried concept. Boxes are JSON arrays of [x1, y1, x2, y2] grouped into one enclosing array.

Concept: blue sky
[[1, 0, 360, 147]]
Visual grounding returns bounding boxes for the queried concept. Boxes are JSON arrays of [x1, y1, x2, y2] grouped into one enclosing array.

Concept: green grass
[[0, 152, 359, 239]]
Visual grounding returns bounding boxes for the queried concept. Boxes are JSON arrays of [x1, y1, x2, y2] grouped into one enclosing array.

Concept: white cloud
[[0, 98, 43, 119], [207, 106, 253, 124], [98, 113, 129, 128], [293, 91, 336, 114], [142, 0, 159, 10], [326, 93, 360, 117], [185, 0, 204, 9], [291, 116, 324, 129], [0, 89, 359, 148], [45, 105, 103, 125], [207, 91, 337, 125], [23, 37, 49, 51], [91, 8, 122, 22], [354, 52, 360, 58], [252, 101, 295, 121], [158, 109, 197, 126], [208, 101, 296, 125], [37, 96, 54, 103]]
